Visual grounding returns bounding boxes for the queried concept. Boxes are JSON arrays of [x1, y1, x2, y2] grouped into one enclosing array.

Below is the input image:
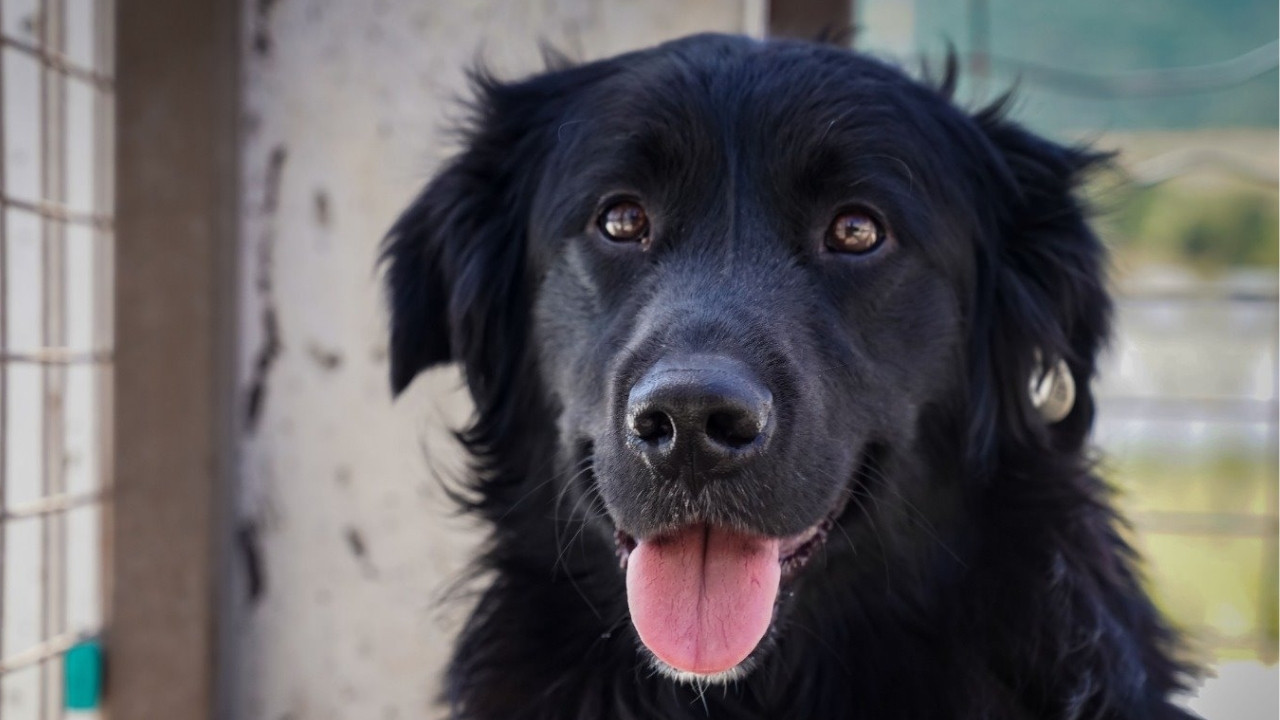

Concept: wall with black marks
[[230, 1, 762, 717]]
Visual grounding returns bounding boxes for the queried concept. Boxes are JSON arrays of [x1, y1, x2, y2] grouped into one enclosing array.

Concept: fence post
[[112, 0, 239, 717]]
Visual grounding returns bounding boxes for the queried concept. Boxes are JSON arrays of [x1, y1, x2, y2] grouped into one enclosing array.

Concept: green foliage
[[1103, 181, 1278, 271]]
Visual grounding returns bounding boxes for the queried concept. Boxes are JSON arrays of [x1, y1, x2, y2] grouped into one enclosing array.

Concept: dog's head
[[384, 34, 1108, 682]]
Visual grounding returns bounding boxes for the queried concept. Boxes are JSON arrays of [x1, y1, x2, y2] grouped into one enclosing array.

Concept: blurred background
[[0, 0, 1273, 718]]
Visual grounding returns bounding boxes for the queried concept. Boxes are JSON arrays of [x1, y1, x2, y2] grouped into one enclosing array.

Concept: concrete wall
[[230, 2, 760, 717]]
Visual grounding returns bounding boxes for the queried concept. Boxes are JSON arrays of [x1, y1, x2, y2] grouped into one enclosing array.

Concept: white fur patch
[[648, 655, 754, 686]]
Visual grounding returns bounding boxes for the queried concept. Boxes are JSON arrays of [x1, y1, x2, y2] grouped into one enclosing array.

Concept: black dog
[[383, 34, 1197, 719]]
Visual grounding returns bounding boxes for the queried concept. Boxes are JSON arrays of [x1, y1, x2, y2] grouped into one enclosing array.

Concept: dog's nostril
[[706, 409, 761, 449], [624, 355, 773, 476], [632, 410, 674, 444]]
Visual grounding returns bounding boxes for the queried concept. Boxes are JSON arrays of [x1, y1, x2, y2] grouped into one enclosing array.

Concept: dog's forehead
[[577, 43, 932, 144], [540, 44, 956, 206]]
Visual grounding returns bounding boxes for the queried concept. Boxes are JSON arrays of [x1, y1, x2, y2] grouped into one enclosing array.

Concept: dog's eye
[[598, 201, 649, 243], [825, 210, 885, 255]]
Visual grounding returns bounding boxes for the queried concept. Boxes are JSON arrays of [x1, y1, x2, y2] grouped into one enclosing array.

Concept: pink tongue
[[626, 524, 781, 675]]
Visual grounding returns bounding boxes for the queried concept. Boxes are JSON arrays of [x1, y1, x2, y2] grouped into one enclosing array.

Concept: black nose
[[625, 355, 773, 487]]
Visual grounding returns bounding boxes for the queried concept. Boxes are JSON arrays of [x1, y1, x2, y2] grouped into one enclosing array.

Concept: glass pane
[[2, 49, 42, 206], [62, 364, 97, 496], [65, 505, 102, 636], [64, 79, 96, 215], [4, 363, 42, 508], [2, 517, 43, 657], [0, 662, 41, 720], [64, 0, 98, 71], [63, 223, 96, 353], [5, 208, 43, 354], [0, 0, 39, 42]]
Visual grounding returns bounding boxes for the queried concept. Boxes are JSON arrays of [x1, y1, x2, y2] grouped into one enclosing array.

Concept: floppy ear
[[382, 167, 457, 394], [381, 65, 603, 400], [967, 107, 1112, 466]]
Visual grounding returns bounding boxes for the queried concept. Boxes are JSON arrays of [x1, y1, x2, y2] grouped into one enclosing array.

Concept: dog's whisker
[[552, 491, 610, 590], [496, 475, 556, 522], [789, 617, 857, 680], [550, 457, 597, 553], [872, 480, 969, 569], [553, 490, 595, 570], [695, 679, 710, 716], [844, 458, 969, 570], [843, 485, 894, 594]]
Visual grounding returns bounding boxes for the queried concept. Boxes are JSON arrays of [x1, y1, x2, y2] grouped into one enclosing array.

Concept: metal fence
[[0, 1, 114, 718]]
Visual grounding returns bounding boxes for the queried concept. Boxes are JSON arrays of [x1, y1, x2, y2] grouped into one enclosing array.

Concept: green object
[[64, 638, 103, 710]]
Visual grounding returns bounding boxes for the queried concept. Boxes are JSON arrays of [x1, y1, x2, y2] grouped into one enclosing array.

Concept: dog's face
[[527, 41, 976, 678], [384, 34, 1107, 684]]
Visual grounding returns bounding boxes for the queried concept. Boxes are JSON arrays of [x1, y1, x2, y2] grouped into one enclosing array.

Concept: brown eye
[[825, 210, 885, 254], [598, 200, 649, 243]]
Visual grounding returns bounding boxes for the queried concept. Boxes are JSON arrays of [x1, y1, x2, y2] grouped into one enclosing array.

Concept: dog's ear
[[382, 163, 457, 395], [967, 107, 1112, 466], [381, 64, 607, 398]]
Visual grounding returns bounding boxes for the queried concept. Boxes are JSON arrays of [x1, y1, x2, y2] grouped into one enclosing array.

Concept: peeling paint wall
[[231, 2, 759, 717]]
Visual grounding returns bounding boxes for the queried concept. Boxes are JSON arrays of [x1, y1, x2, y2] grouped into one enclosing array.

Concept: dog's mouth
[[607, 484, 854, 682], [611, 493, 847, 581]]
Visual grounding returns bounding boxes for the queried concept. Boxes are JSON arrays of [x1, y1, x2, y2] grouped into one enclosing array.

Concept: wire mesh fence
[[0, 0, 113, 717]]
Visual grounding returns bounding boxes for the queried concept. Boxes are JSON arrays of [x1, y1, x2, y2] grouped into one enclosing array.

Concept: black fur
[[383, 34, 1198, 719]]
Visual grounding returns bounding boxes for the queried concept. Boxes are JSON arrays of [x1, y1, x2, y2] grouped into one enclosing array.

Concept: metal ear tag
[[1029, 351, 1075, 424]]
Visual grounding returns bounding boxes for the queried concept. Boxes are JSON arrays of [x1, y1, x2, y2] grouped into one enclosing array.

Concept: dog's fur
[[383, 34, 1197, 719]]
